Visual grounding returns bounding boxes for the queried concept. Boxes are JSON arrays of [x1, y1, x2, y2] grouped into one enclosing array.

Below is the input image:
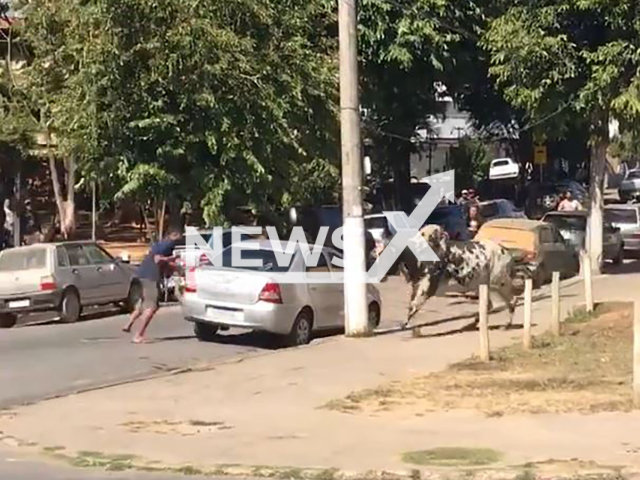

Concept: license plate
[[8, 299, 30, 309], [206, 306, 243, 323]]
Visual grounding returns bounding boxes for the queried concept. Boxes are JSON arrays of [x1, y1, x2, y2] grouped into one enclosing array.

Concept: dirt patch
[[120, 419, 234, 436], [324, 302, 634, 416]]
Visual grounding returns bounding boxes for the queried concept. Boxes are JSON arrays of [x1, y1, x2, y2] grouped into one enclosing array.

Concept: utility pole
[[339, 0, 369, 336], [91, 180, 96, 241]]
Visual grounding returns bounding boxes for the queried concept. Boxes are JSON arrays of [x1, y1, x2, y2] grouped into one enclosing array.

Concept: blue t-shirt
[[136, 239, 177, 282]]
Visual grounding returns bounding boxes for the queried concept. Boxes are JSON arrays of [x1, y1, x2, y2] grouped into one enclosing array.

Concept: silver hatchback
[[0, 242, 141, 328], [181, 241, 382, 346]]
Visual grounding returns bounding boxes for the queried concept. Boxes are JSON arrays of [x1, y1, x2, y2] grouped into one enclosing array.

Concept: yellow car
[[475, 218, 580, 287]]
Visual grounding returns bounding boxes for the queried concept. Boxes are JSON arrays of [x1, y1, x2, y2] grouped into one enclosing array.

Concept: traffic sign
[[534, 145, 547, 165]]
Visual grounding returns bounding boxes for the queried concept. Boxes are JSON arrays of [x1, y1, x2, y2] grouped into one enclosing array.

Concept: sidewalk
[[2, 273, 640, 476]]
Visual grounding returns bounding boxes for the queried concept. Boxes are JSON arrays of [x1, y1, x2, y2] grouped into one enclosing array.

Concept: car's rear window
[[220, 247, 291, 272], [627, 170, 640, 179], [605, 208, 638, 224], [365, 216, 387, 230], [544, 215, 586, 231], [476, 227, 536, 251], [492, 160, 510, 167], [0, 248, 48, 271]]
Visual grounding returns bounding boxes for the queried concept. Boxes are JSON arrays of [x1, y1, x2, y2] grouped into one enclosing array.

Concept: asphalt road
[[0, 303, 274, 408]]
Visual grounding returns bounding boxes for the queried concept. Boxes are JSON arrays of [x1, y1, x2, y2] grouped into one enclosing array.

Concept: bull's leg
[[494, 282, 516, 329], [404, 272, 441, 329]]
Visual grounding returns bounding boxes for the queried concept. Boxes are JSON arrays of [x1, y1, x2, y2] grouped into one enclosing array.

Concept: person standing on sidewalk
[[123, 227, 182, 343]]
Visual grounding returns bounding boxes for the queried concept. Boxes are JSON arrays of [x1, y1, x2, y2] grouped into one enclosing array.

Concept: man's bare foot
[[132, 335, 146, 344], [122, 325, 132, 333]]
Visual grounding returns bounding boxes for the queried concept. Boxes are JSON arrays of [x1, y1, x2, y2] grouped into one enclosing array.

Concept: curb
[[2, 433, 638, 480]]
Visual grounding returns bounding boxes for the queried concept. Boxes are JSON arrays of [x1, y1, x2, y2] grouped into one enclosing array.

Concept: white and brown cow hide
[[382, 225, 520, 328]]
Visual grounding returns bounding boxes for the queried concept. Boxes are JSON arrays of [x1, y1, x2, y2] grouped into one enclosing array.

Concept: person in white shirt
[[557, 191, 582, 212]]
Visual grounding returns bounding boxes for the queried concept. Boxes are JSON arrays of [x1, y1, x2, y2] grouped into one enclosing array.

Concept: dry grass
[[324, 302, 634, 416]]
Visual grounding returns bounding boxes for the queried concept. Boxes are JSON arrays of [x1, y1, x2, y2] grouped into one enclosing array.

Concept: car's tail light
[[185, 268, 197, 293], [199, 253, 212, 266], [259, 282, 282, 304], [40, 275, 57, 291]]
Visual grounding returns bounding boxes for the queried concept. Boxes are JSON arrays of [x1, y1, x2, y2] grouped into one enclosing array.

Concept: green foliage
[[449, 136, 490, 189], [6, 0, 340, 223], [610, 131, 640, 165], [484, 1, 640, 136]]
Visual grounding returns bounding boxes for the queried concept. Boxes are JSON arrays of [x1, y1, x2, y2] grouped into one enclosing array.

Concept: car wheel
[[287, 310, 313, 347], [533, 264, 546, 289], [0, 313, 17, 329], [368, 302, 381, 330], [123, 281, 143, 313], [60, 289, 81, 323], [193, 322, 219, 342]]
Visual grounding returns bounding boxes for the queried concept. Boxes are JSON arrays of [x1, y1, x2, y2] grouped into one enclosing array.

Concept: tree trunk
[[588, 112, 609, 274], [158, 199, 166, 239], [46, 129, 77, 240], [390, 139, 412, 213], [62, 156, 76, 239]]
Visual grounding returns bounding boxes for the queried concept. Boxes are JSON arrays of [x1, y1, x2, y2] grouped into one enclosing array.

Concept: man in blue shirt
[[123, 227, 182, 343]]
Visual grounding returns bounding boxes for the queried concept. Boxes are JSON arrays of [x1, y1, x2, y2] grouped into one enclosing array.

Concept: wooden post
[[523, 278, 533, 349], [581, 250, 594, 313], [478, 284, 490, 361], [634, 301, 640, 408], [551, 271, 561, 336]]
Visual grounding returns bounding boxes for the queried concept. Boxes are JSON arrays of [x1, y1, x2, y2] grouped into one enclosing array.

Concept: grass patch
[[401, 447, 502, 467], [323, 301, 634, 416], [42, 446, 65, 453]]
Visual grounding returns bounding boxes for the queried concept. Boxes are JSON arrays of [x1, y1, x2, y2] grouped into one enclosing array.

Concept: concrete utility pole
[[338, 0, 369, 336]]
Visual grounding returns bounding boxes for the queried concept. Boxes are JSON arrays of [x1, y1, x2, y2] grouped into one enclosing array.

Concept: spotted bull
[[380, 225, 521, 329]]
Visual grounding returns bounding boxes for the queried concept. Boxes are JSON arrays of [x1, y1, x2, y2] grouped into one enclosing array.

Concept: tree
[[358, 0, 483, 211], [449, 136, 490, 189], [483, 0, 640, 272], [5, 0, 340, 235]]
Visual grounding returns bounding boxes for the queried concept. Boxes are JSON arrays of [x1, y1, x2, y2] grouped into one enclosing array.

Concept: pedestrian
[[457, 189, 470, 205], [123, 227, 182, 343], [557, 191, 582, 212], [468, 203, 484, 236]]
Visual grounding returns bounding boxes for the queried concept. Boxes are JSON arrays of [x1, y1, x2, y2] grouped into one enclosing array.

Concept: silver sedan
[[181, 241, 382, 346]]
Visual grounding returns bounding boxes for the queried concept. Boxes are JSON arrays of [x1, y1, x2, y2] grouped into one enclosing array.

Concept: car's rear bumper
[[0, 290, 61, 315], [181, 293, 300, 335], [623, 238, 640, 251]]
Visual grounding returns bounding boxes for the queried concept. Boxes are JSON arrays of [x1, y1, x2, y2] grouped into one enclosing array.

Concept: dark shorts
[[140, 278, 159, 310]]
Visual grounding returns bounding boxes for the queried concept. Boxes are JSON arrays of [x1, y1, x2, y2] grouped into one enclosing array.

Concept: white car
[[181, 241, 382, 346], [489, 158, 520, 180]]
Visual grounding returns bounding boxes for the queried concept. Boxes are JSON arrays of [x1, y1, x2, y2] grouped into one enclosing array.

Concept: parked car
[[542, 211, 624, 264], [489, 158, 520, 180], [478, 199, 526, 222], [618, 169, 640, 202], [524, 181, 589, 219], [605, 204, 640, 256], [174, 227, 259, 269], [0, 242, 140, 328], [475, 218, 579, 287], [426, 204, 471, 241], [181, 241, 382, 346]]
